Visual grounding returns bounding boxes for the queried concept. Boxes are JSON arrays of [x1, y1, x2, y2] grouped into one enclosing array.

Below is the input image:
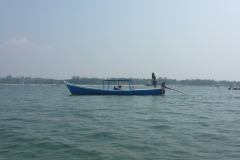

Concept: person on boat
[[152, 73, 157, 88], [119, 85, 122, 90]]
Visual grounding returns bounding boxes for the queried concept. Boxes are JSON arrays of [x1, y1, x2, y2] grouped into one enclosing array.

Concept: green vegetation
[[0, 75, 240, 86], [0, 75, 61, 85]]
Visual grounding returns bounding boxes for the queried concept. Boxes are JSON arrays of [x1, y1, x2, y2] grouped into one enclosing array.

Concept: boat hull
[[65, 83, 165, 95]]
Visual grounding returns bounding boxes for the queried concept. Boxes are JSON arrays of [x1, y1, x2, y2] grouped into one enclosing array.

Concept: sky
[[0, 0, 240, 81]]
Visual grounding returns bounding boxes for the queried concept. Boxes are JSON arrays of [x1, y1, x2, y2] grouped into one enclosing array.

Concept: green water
[[0, 85, 239, 159]]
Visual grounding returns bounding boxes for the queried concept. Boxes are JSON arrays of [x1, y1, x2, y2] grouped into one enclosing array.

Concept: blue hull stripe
[[65, 84, 165, 95]]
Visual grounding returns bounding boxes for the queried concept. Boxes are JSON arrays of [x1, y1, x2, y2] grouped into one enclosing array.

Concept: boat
[[228, 86, 240, 90], [64, 79, 165, 95]]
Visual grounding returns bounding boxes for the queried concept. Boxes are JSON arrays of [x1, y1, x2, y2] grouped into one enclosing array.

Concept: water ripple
[[0, 86, 240, 159]]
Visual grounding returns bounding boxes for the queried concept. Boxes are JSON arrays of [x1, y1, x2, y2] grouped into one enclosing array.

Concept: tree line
[[0, 75, 60, 85], [1, 75, 240, 86]]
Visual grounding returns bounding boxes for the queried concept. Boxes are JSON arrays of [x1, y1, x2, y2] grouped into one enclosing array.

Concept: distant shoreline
[[0, 84, 231, 87], [0, 76, 239, 86]]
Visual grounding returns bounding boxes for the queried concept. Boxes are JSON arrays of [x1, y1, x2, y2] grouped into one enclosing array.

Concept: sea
[[0, 85, 239, 160]]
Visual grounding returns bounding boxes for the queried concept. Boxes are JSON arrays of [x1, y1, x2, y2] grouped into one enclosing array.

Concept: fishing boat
[[64, 79, 165, 95]]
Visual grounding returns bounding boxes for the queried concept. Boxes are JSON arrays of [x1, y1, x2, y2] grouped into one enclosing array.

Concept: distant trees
[[0, 75, 62, 84], [178, 79, 217, 86], [217, 80, 240, 87], [0, 75, 239, 86], [69, 76, 103, 85], [66, 77, 236, 86]]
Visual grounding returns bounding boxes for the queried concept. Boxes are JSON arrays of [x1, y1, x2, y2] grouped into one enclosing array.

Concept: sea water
[[0, 85, 239, 159]]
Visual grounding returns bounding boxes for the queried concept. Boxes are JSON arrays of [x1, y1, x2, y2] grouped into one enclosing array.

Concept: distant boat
[[145, 83, 152, 86], [228, 87, 240, 90], [64, 79, 165, 95], [52, 84, 59, 86]]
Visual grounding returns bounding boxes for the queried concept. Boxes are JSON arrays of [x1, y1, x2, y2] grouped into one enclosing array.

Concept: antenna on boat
[[161, 82, 188, 96]]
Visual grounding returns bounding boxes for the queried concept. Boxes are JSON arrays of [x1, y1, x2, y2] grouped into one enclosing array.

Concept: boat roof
[[103, 79, 132, 82]]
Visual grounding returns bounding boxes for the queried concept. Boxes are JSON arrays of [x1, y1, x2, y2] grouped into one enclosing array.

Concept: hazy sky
[[0, 0, 239, 80]]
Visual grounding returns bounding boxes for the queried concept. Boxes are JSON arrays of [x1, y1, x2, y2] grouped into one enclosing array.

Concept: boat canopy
[[102, 79, 134, 90]]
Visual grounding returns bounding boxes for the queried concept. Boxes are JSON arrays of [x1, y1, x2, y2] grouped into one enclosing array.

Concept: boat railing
[[102, 79, 134, 90]]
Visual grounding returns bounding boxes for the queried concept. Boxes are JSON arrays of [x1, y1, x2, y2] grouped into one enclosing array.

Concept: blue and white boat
[[64, 79, 165, 95]]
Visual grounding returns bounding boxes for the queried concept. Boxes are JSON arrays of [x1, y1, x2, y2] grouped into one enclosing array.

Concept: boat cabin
[[102, 79, 134, 90]]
